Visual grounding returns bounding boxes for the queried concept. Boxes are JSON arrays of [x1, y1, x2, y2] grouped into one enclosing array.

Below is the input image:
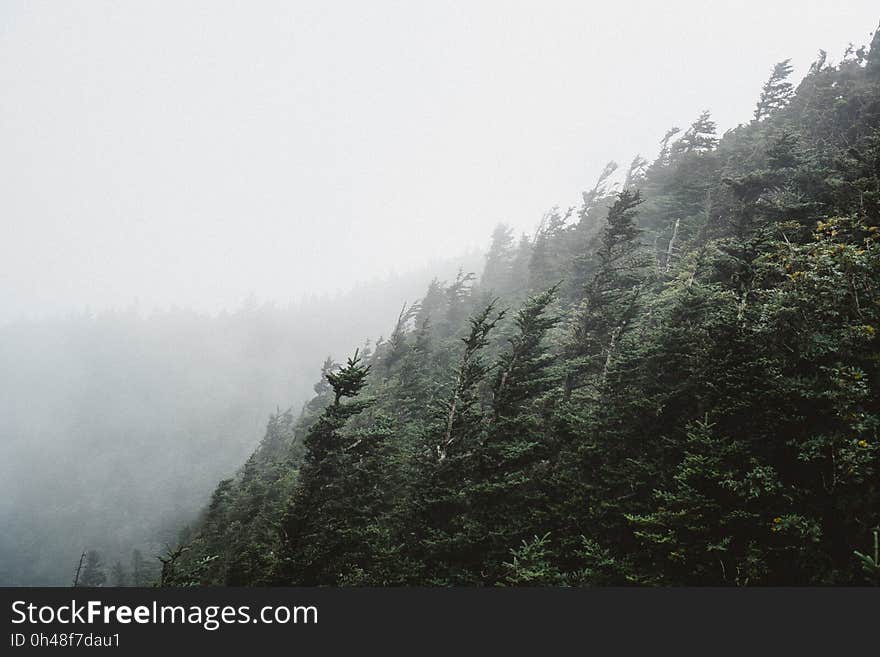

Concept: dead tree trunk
[[72, 550, 86, 587], [665, 218, 680, 273]]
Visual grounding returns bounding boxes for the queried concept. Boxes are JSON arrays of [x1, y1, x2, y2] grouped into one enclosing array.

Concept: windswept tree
[[753, 59, 794, 122], [465, 286, 562, 583], [404, 301, 505, 584], [530, 207, 573, 292], [492, 286, 561, 417], [624, 155, 649, 189], [277, 350, 377, 585], [567, 190, 649, 395], [442, 269, 477, 335], [671, 111, 718, 157], [384, 302, 420, 371], [481, 224, 516, 294], [580, 161, 619, 221], [655, 126, 682, 167]]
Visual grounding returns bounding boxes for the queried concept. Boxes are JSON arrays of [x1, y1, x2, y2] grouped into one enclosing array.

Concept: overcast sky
[[1, 1, 877, 322]]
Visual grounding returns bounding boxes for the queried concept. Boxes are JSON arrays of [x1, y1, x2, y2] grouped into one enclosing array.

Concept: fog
[[0, 254, 479, 585], [1, 2, 877, 584], [3, 1, 877, 321]]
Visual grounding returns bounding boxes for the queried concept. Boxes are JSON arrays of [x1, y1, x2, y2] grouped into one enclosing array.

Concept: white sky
[[1, 1, 877, 322]]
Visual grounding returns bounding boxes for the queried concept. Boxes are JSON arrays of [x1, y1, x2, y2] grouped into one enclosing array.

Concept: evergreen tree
[[754, 59, 795, 121], [404, 301, 505, 584], [481, 224, 516, 294], [580, 161, 619, 221], [530, 207, 573, 292], [130, 549, 152, 586], [568, 190, 648, 395], [492, 286, 561, 417], [509, 233, 533, 294], [277, 350, 380, 585], [465, 286, 562, 583], [655, 126, 682, 167], [110, 561, 128, 587], [78, 550, 106, 587], [442, 269, 477, 335], [384, 302, 419, 371], [395, 315, 437, 423], [671, 111, 718, 157]]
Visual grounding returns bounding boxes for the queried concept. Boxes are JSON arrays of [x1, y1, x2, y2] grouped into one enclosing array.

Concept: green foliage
[[754, 60, 795, 122], [853, 528, 880, 585], [504, 534, 564, 586], [165, 28, 880, 587], [326, 350, 371, 404]]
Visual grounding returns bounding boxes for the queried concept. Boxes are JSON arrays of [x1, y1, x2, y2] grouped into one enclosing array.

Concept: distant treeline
[[0, 253, 479, 586]]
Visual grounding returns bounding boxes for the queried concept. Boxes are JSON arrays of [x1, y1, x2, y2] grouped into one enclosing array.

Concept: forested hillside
[[164, 31, 880, 586]]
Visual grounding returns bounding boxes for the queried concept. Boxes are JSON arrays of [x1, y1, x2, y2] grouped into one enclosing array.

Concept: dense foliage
[[165, 32, 880, 586]]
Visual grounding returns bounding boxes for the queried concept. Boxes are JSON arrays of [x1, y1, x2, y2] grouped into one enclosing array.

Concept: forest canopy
[[121, 27, 880, 587]]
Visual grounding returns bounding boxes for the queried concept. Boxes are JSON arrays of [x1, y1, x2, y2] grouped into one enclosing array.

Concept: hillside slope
[[165, 30, 880, 586]]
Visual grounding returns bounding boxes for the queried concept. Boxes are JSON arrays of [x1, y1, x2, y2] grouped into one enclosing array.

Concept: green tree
[[466, 287, 561, 583], [277, 350, 379, 585], [753, 59, 795, 122], [130, 549, 152, 586], [482, 223, 516, 294], [110, 561, 128, 587], [567, 190, 648, 396], [404, 301, 505, 584], [671, 111, 718, 157]]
